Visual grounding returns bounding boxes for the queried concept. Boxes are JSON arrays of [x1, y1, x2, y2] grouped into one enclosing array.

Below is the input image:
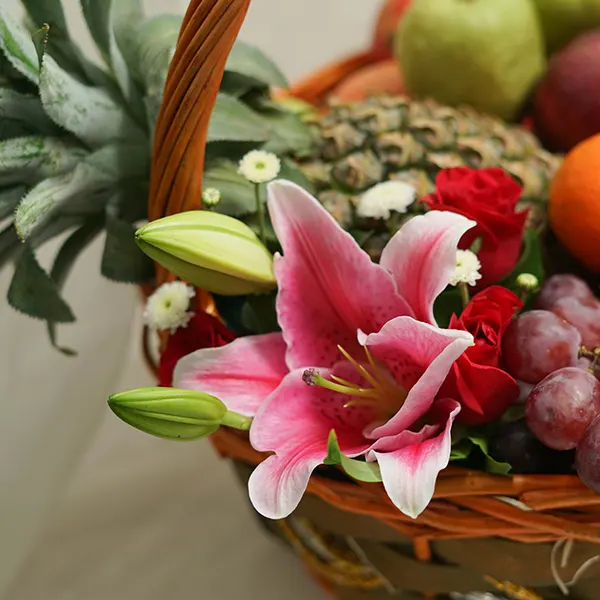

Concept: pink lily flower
[[175, 181, 475, 519]]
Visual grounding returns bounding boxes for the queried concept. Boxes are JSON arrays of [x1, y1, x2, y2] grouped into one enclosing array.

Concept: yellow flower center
[[304, 345, 407, 418]]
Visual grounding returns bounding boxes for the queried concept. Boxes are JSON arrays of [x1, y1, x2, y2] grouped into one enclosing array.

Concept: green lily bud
[[108, 387, 249, 441], [135, 211, 276, 296]]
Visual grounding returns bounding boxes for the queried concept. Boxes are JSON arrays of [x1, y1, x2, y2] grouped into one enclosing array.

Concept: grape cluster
[[501, 275, 600, 492]]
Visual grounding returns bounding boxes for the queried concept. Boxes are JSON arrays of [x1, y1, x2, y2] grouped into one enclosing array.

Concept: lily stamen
[[337, 345, 382, 390], [303, 368, 380, 399]]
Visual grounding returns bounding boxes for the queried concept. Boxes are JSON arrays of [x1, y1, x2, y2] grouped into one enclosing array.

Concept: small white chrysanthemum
[[356, 180, 416, 220], [202, 187, 221, 207], [238, 150, 281, 184], [143, 281, 195, 332], [516, 272, 540, 291], [449, 250, 482, 287]]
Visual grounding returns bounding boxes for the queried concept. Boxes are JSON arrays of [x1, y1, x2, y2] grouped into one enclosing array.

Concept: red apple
[[371, 0, 413, 60], [329, 59, 405, 103], [533, 30, 600, 152]]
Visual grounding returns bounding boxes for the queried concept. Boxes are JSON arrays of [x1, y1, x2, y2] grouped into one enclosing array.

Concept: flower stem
[[222, 411, 253, 431], [458, 282, 470, 309], [255, 183, 266, 244]]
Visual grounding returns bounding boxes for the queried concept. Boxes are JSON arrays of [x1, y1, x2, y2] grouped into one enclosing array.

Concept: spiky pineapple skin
[[298, 95, 562, 229]]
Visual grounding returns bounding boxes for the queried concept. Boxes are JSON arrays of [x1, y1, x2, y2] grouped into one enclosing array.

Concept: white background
[[0, 1, 381, 599]]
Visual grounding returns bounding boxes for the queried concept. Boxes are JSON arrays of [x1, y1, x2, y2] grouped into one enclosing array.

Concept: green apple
[[533, 0, 600, 54], [396, 0, 546, 122]]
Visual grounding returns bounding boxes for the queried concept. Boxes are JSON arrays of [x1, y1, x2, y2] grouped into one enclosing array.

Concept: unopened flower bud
[[202, 188, 221, 207], [135, 211, 276, 296], [516, 273, 539, 292], [108, 387, 231, 441]]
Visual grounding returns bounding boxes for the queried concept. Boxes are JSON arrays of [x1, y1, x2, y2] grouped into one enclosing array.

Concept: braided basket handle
[[148, 0, 251, 285]]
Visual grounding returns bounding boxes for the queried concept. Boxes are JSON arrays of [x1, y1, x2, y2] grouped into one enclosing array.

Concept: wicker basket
[[145, 1, 600, 598]]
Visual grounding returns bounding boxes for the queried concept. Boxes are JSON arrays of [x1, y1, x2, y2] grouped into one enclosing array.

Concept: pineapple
[[296, 96, 561, 234], [0, 1, 311, 351]]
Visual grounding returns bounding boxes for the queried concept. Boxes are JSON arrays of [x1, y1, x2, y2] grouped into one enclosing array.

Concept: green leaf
[[0, 89, 58, 135], [38, 47, 144, 147], [324, 430, 343, 466], [450, 439, 473, 461], [241, 293, 279, 334], [0, 136, 84, 187], [14, 146, 118, 239], [80, 0, 143, 59], [502, 228, 545, 290], [226, 41, 288, 89], [469, 435, 512, 476], [207, 94, 269, 144], [101, 211, 153, 283], [433, 287, 463, 328], [0, 8, 39, 83], [323, 430, 383, 482], [47, 219, 102, 354], [0, 185, 25, 219], [121, 14, 180, 85], [7, 243, 75, 323], [122, 14, 181, 129], [279, 159, 315, 195], [260, 108, 314, 156], [203, 160, 256, 216], [80, 0, 146, 120]]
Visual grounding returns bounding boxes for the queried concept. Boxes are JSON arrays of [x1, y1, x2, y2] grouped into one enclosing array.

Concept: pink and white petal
[[248, 368, 372, 518], [364, 317, 472, 438], [372, 400, 461, 519], [366, 423, 440, 456], [267, 180, 413, 370], [380, 211, 476, 324], [173, 333, 288, 417]]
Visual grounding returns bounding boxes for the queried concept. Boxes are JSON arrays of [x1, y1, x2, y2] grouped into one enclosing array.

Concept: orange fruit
[[329, 60, 405, 103], [549, 133, 600, 272]]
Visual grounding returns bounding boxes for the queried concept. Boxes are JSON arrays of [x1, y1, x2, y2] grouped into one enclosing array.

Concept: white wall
[[0, 1, 381, 599]]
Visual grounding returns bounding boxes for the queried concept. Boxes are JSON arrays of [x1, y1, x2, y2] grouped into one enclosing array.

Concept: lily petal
[[173, 333, 287, 416], [380, 211, 476, 324], [267, 180, 413, 370], [249, 368, 372, 519], [364, 317, 473, 438], [372, 399, 461, 518]]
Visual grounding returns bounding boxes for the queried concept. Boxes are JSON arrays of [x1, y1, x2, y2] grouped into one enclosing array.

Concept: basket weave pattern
[[146, 1, 600, 597]]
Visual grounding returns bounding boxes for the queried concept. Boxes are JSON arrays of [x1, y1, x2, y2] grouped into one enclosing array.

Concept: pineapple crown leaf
[[7, 242, 75, 323], [37, 47, 145, 149], [0, 88, 60, 136], [0, 6, 39, 84], [0, 135, 84, 189], [45, 217, 104, 354], [101, 209, 153, 283], [226, 40, 288, 90], [207, 93, 269, 144], [14, 142, 149, 241]]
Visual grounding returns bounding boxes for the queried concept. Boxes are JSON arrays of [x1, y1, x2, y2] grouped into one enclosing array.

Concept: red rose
[[442, 286, 523, 425], [424, 167, 528, 286], [158, 311, 236, 387]]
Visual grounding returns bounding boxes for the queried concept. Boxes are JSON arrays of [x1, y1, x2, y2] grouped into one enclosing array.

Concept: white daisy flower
[[202, 187, 221, 207], [143, 281, 195, 332], [356, 180, 416, 220], [449, 250, 482, 287], [238, 150, 281, 184]]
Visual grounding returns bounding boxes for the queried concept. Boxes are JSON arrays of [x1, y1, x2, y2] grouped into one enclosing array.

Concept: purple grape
[[550, 296, 600, 349], [576, 416, 600, 493], [526, 367, 600, 450], [490, 420, 574, 474], [502, 310, 582, 384], [536, 274, 593, 310]]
